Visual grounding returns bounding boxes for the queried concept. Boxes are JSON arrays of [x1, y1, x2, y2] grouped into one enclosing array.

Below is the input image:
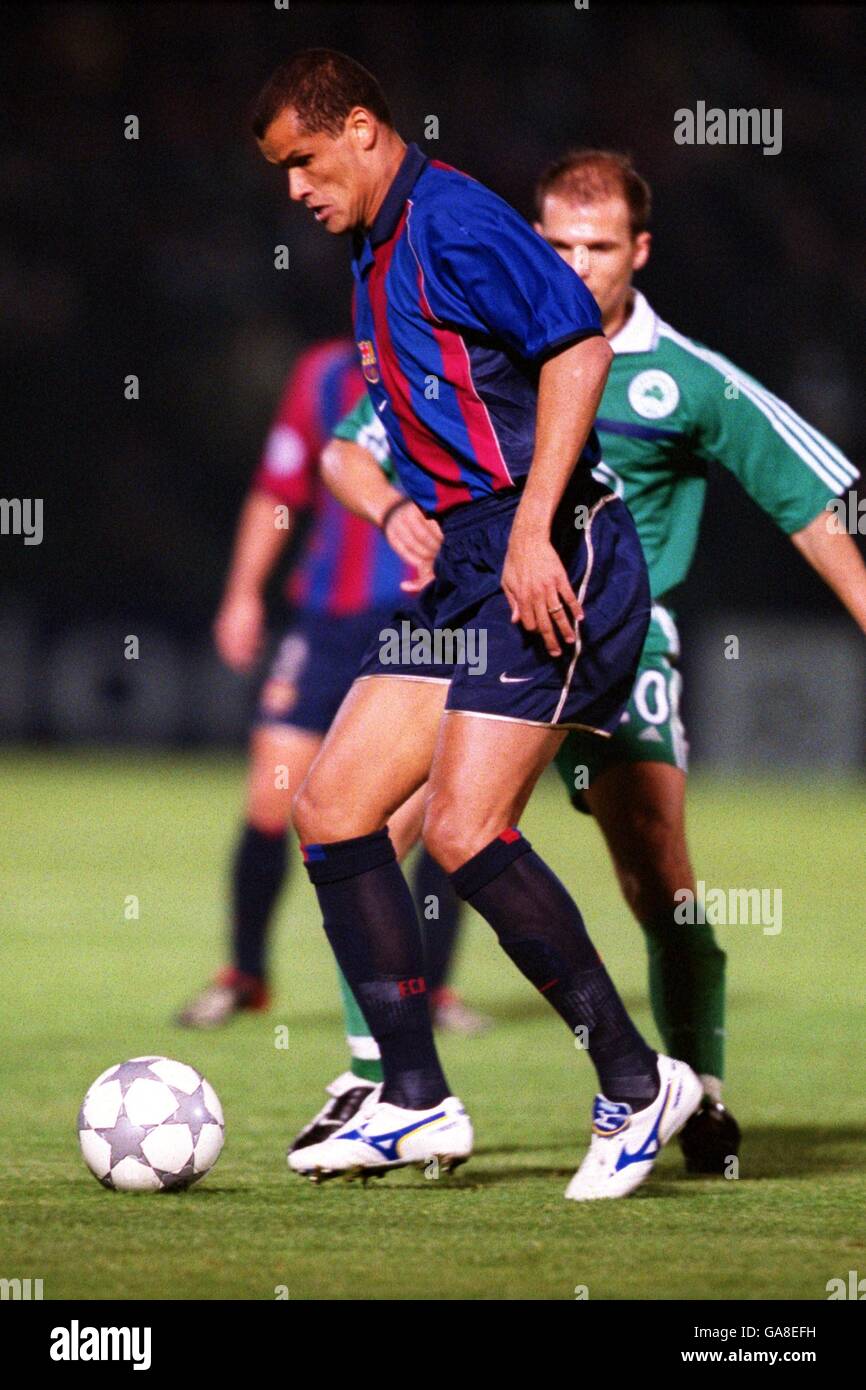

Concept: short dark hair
[[534, 149, 652, 236], [250, 48, 393, 140]]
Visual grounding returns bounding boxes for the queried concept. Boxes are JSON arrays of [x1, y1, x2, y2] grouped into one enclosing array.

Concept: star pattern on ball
[[116, 1059, 163, 1089], [155, 1157, 198, 1190], [97, 1110, 150, 1167], [169, 1084, 218, 1142]]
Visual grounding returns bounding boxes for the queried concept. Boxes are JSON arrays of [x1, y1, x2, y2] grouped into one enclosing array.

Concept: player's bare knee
[[292, 777, 369, 844], [291, 780, 325, 842], [421, 803, 465, 873], [248, 807, 291, 837], [422, 800, 500, 874], [247, 773, 293, 836]]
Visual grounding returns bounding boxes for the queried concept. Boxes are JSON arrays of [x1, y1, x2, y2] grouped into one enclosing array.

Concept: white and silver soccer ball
[[78, 1056, 224, 1192]]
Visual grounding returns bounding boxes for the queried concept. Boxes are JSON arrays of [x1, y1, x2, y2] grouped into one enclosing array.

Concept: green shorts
[[554, 605, 688, 811]]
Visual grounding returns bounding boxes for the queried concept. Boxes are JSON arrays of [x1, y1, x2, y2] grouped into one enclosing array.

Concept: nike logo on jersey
[[499, 673, 532, 684], [377, 399, 387, 413]]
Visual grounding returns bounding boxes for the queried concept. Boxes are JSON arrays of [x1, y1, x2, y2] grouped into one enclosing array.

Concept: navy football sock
[[231, 823, 288, 980], [302, 829, 450, 1110], [413, 849, 462, 992], [451, 830, 658, 1108]]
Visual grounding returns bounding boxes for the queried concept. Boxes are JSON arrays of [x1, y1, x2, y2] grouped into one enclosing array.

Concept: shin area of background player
[[253, 49, 703, 1202], [319, 148, 865, 1177], [176, 340, 492, 1115]]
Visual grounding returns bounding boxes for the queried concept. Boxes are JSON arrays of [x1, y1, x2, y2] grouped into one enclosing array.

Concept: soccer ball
[[78, 1056, 224, 1192]]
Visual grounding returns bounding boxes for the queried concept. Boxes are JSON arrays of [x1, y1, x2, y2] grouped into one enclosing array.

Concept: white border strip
[[551, 493, 617, 724], [353, 673, 452, 685], [446, 709, 612, 736]]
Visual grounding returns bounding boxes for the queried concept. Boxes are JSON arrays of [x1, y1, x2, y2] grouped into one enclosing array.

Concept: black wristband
[[380, 497, 412, 534]]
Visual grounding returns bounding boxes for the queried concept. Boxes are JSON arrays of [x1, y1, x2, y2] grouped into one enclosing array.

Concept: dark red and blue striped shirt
[[253, 339, 407, 616], [351, 143, 604, 516]]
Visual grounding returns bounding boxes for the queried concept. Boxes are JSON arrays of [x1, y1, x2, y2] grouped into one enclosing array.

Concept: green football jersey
[[592, 290, 858, 614]]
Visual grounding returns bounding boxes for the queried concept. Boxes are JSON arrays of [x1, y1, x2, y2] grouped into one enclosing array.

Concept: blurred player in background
[[176, 340, 491, 1091], [309, 150, 865, 1175]]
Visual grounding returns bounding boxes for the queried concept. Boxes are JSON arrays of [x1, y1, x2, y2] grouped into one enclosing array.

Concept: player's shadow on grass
[[159, 1184, 245, 1197], [453, 1166, 575, 1187], [729, 1125, 866, 1180], [472, 1125, 866, 1184], [473, 1141, 573, 1158]]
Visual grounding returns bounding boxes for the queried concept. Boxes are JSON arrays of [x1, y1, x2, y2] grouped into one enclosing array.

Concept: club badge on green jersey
[[627, 369, 681, 419]]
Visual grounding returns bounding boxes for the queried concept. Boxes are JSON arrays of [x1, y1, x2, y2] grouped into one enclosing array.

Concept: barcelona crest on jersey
[[357, 339, 380, 384]]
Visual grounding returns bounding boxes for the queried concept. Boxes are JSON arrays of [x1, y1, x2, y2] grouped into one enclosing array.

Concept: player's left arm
[[691, 354, 864, 634]]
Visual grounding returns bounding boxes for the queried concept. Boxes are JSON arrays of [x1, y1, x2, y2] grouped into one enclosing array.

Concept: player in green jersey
[[532, 150, 864, 1167], [295, 152, 865, 1173]]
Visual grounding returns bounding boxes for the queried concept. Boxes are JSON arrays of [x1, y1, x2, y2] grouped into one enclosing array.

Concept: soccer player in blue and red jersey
[[252, 50, 704, 1200], [177, 339, 488, 1138]]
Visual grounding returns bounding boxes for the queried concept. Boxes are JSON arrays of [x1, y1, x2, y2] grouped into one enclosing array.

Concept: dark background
[[2, 0, 864, 741]]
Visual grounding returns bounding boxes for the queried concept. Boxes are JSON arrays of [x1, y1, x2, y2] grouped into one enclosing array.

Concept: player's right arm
[[213, 488, 294, 672], [214, 356, 320, 672], [321, 395, 442, 591], [789, 513, 866, 636]]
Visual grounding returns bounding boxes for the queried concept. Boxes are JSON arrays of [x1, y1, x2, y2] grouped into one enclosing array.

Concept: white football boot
[[565, 1054, 702, 1201], [288, 1088, 473, 1183]]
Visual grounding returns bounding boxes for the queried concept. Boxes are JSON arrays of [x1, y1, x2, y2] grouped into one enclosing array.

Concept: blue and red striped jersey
[[253, 339, 408, 616], [351, 143, 604, 516]]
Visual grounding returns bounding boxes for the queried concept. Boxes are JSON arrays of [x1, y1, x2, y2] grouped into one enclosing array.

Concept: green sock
[[641, 912, 727, 1081], [336, 967, 384, 1084]]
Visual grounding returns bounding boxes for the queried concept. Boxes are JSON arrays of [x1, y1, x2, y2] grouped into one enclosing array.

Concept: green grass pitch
[[1, 750, 863, 1300]]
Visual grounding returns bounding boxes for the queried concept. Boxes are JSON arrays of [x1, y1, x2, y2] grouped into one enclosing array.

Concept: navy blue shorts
[[356, 475, 650, 733], [256, 606, 398, 736]]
